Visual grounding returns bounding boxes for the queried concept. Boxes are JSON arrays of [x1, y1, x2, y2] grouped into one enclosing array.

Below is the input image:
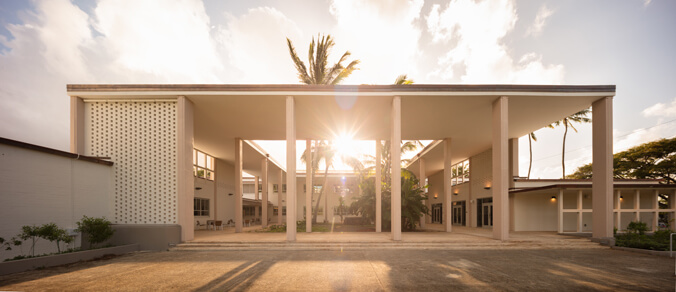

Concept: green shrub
[[626, 221, 648, 235], [76, 216, 115, 249], [39, 223, 73, 253], [615, 229, 675, 251], [18, 225, 42, 256]]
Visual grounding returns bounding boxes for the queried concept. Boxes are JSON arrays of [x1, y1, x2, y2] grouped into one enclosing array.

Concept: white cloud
[[93, 0, 223, 83], [218, 7, 303, 84], [328, 0, 425, 84], [643, 0, 652, 8], [641, 97, 676, 117], [525, 5, 553, 37], [425, 0, 564, 84]]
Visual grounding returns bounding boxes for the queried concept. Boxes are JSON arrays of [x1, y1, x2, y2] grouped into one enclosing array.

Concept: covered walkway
[[185, 227, 602, 251]]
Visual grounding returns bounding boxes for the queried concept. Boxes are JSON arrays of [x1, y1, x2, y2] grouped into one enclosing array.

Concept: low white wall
[[513, 192, 557, 231], [0, 142, 113, 261]]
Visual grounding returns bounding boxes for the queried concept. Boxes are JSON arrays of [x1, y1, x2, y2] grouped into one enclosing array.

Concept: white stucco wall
[[512, 193, 558, 231], [0, 142, 112, 261], [469, 149, 493, 227]]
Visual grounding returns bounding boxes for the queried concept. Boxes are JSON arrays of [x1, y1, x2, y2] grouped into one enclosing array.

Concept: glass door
[[482, 202, 493, 227]]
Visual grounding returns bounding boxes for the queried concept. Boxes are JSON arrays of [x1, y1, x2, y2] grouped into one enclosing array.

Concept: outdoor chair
[[226, 219, 234, 227], [244, 219, 250, 227], [214, 220, 223, 230], [195, 220, 206, 230]]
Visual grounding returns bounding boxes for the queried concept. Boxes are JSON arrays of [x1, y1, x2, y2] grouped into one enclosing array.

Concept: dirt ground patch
[[1, 247, 673, 291]]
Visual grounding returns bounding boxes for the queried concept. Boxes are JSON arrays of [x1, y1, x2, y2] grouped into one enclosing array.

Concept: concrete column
[[443, 139, 452, 233], [255, 176, 260, 201], [419, 158, 426, 229], [615, 190, 621, 230], [214, 161, 218, 220], [577, 190, 583, 232], [508, 138, 519, 188], [235, 138, 243, 233], [391, 96, 402, 241], [653, 190, 659, 231], [634, 190, 640, 222], [70, 96, 84, 154], [262, 157, 268, 228], [286, 96, 297, 241], [375, 140, 382, 233], [592, 96, 614, 239], [306, 140, 313, 233], [278, 169, 283, 225], [557, 190, 564, 233], [177, 96, 195, 241], [492, 96, 509, 240]]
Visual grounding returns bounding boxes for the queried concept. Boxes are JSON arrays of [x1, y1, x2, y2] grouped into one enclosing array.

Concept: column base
[[591, 237, 615, 246]]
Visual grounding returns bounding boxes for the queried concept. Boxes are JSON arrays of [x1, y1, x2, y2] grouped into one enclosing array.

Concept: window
[[194, 198, 209, 216], [273, 206, 287, 216], [273, 184, 287, 193], [193, 149, 215, 180], [244, 206, 255, 216], [451, 159, 470, 186]]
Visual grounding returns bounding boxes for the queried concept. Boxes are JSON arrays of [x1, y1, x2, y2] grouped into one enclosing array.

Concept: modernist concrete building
[[63, 83, 634, 246]]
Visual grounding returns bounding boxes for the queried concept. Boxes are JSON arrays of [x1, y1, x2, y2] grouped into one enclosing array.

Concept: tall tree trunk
[[562, 122, 569, 179], [313, 164, 330, 224], [528, 134, 533, 179]]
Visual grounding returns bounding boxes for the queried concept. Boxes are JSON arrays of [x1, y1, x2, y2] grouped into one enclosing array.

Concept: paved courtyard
[[0, 231, 673, 291]]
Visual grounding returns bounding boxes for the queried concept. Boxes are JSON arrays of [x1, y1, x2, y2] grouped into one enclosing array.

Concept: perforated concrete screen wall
[[84, 101, 178, 224]]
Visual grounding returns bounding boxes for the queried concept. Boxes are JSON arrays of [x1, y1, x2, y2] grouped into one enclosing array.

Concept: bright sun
[[334, 133, 357, 157]]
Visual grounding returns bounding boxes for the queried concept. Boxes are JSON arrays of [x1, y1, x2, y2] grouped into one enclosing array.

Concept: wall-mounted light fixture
[[484, 186, 491, 190], [551, 196, 556, 202], [620, 196, 624, 201], [434, 193, 438, 199], [228, 193, 233, 196], [195, 187, 202, 190], [453, 190, 459, 196]]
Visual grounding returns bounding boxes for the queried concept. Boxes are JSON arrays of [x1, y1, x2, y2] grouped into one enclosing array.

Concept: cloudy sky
[[1, 0, 675, 179]]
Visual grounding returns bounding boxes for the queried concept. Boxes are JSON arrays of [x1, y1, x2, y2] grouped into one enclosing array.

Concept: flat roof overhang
[[67, 84, 615, 176]]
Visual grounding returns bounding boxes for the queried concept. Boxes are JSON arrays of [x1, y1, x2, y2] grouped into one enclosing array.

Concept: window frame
[[194, 198, 210, 217]]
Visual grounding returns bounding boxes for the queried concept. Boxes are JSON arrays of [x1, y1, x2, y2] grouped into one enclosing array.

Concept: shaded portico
[[68, 84, 616, 243]]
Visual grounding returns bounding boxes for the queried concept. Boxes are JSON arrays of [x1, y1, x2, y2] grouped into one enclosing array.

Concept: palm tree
[[527, 124, 555, 179], [554, 109, 591, 178], [394, 74, 413, 85], [286, 34, 359, 85]]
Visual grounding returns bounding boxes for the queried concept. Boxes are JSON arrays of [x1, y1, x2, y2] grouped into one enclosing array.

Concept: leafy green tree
[[18, 225, 42, 256], [76, 216, 115, 249], [351, 140, 427, 231], [554, 109, 591, 178], [568, 137, 676, 184], [39, 223, 73, 253], [286, 34, 359, 85]]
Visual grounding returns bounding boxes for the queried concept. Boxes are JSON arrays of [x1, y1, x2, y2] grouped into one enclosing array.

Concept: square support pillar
[[615, 190, 621, 230], [306, 140, 313, 233], [254, 176, 260, 201], [592, 96, 614, 239], [443, 138, 452, 233], [375, 140, 382, 233], [391, 96, 402, 241], [70, 96, 84, 154], [492, 96, 509, 241], [577, 190, 583, 232], [278, 169, 283, 225], [286, 96, 297, 241], [508, 138, 518, 188], [235, 138, 243, 233], [557, 190, 564, 233], [419, 158, 426, 229], [635, 190, 640, 223], [177, 96, 195, 242], [262, 157, 269, 228]]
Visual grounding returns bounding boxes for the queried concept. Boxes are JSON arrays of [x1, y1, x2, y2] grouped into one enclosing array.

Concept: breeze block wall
[[84, 101, 178, 225]]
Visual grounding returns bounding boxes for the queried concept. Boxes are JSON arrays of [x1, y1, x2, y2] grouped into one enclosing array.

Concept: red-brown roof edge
[[0, 137, 114, 166], [67, 84, 616, 93]]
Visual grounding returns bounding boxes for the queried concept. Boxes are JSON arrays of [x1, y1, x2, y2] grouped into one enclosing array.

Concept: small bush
[[39, 223, 74, 253], [626, 221, 648, 235], [615, 229, 675, 251], [76, 216, 114, 249], [18, 225, 42, 256]]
